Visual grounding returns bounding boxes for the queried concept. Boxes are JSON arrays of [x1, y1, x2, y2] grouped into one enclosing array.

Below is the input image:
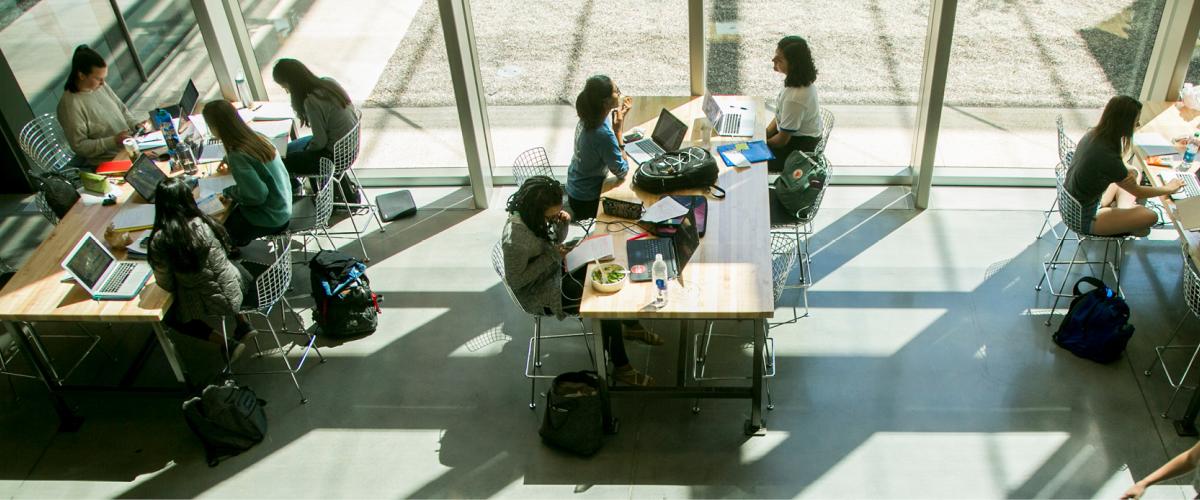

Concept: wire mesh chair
[[285, 157, 337, 261], [513, 147, 554, 186], [770, 151, 831, 320], [1038, 115, 1077, 240], [1035, 180, 1133, 325], [328, 110, 385, 261], [690, 232, 794, 413], [18, 114, 77, 176], [225, 237, 324, 403], [1144, 245, 1200, 418], [812, 108, 836, 158], [491, 241, 594, 409]]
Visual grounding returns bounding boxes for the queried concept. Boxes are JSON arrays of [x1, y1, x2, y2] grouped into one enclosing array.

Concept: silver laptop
[[1157, 170, 1200, 201], [61, 232, 153, 301], [703, 91, 755, 137], [625, 108, 688, 165], [179, 116, 226, 163]]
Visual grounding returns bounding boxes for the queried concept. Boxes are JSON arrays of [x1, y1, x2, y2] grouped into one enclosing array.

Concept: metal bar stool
[[1144, 245, 1200, 418], [1037, 115, 1077, 240], [769, 151, 831, 321], [285, 158, 337, 262], [327, 110, 386, 261]]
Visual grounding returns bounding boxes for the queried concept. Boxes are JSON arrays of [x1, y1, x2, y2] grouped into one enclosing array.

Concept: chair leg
[[334, 179, 371, 261], [692, 321, 715, 414], [763, 321, 774, 411], [1146, 314, 1191, 376], [533, 316, 543, 368], [1163, 343, 1200, 418], [0, 349, 16, 401], [1037, 198, 1059, 240], [348, 169, 386, 233], [264, 317, 307, 404], [1036, 227, 1070, 291], [1046, 241, 1084, 326]]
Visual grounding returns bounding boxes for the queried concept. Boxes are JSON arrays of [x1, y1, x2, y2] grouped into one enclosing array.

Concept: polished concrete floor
[[0, 185, 1198, 499]]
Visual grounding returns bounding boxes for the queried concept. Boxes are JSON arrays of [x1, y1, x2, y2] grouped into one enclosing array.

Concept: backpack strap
[[1072, 276, 1110, 297], [709, 185, 726, 199]]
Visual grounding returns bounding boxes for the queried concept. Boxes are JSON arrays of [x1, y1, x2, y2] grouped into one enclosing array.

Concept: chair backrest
[[19, 114, 75, 175], [1055, 180, 1092, 236], [331, 109, 362, 177], [770, 232, 799, 302], [512, 147, 553, 186], [791, 151, 832, 225], [250, 237, 293, 314], [1056, 115, 1076, 168], [33, 191, 58, 225], [491, 240, 537, 315], [814, 108, 836, 156], [309, 157, 337, 230], [1183, 245, 1200, 318]]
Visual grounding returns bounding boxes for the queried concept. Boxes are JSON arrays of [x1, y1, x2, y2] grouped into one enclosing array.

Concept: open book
[[565, 234, 615, 272]]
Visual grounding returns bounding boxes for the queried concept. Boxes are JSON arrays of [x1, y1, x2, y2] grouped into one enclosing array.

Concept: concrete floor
[[0, 185, 1198, 498]]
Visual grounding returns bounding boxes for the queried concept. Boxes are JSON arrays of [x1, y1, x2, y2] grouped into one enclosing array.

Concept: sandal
[[623, 324, 664, 346], [614, 366, 654, 386]]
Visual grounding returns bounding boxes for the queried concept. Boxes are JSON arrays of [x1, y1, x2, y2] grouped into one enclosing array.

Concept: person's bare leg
[[1091, 206, 1157, 237], [1099, 183, 1121, 208]]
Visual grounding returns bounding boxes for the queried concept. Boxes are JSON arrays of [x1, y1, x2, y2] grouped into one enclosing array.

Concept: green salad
[[592, 266, 626, 284]]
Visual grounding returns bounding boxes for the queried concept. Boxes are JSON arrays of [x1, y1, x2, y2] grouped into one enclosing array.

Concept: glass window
[[705, 0, 930, 170], [0, 0, 140, 116], [116, 0, 195, 77], [936, 0, 1166, 175]]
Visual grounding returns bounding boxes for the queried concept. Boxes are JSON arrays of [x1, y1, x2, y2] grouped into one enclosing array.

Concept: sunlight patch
[[773, 308, 945, 357]]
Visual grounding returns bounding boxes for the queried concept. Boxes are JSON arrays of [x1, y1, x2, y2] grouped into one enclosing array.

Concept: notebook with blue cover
[[716, 140, 774, 166]]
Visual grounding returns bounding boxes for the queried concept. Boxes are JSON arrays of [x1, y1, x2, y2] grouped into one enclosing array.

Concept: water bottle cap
[[655, 254, 663, 261]]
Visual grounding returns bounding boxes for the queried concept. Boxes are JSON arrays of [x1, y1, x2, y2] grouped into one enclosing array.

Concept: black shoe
[[233, 321, 256, 342]]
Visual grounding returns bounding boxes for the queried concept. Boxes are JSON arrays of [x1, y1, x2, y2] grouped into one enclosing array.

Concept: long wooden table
[[579, 95, 775, 434], [1134, 101, 1200, 435]]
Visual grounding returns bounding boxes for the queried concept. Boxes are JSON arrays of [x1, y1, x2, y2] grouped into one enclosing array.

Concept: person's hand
[[618, 96, 633, 118], [555, 210, 571, 223], [218, 194, 232, 207], [1120, 482, 1146, 499], [114, 131, 130, 146], [1167, 178, 1185, 193], [216, 161, 229, 173], [556, 244, 570, 258]]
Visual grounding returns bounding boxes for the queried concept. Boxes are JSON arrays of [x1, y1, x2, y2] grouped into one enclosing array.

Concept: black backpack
[[1053, 277, 1135, 364], [182, 380, 268, 467], [334, 177, 362, 206], [30, 171, 80, 219], [309, 250, 379, 337], [539, 371, 611, 456], [633, 146, 726, 198]]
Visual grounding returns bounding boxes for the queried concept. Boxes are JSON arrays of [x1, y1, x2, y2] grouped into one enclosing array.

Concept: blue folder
[[716, 140, 774, 166]]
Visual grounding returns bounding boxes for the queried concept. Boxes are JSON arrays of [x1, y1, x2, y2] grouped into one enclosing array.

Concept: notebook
[[565, 234, 615, 272], [716, 141, 774, 166]]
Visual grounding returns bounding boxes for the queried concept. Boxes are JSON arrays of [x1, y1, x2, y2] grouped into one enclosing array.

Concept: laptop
[[626, 208, 701, 282], [148, 79, 200, 122], [1158, 170, 1200, 201], [702, 91, 755, 137], [124, 154, 167, 202], [61, 232, 153, 301], [625, 108, 688, 165], [179, 116, 226, 163]]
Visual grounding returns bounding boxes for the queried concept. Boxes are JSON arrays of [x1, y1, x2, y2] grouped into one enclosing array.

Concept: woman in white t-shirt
[[766, 36, 822, 173]]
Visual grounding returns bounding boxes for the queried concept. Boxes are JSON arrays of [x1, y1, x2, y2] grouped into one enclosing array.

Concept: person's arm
[[600, 124, 630, 178], [103, 83, 140, 130], [1116, 167, 1182, 199], [611, 96, 632, 147], [222, 154, 270, 207], [305, 97, 329, 151], [1123, 441, 1200, 499], [147, 245, 176, 293], [502, 230, 559, 291], [766, 117, 778, 138], [57, 97, 121, 160]]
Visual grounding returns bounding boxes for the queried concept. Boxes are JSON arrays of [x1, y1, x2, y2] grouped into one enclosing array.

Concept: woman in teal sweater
[[203, 100, 292, 247]]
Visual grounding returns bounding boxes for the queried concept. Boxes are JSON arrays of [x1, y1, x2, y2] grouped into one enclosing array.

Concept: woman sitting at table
[[502, 176, 661, 386], [1064, 95, 1182, 237], [271, 59, 358, 183], [565, 75, 633, 220], [203, 100, 292, 248], [766, 35, 822, 173], [147, 177, 255, 356], [56, 45, 148, 167]]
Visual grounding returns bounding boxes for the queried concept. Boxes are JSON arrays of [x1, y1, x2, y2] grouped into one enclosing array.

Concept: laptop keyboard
[[720, 114, 741, 135], [100, 263, 135, 293], [1161, 171, 1200, 200], [640, 140, 665, 156]]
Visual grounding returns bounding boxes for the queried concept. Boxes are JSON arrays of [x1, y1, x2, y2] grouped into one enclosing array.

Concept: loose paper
[[724, 149, 751, 167], [641, 196, 689, 223], [1134, 133, 1179, 156], [196, 176, 237, 200], [111, 203, 155, 232], [565, 234, 614, 272]]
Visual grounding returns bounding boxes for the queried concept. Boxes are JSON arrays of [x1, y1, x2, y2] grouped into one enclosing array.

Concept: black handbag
[[632, 146, 726, 198], [539, 371, 610, 456]]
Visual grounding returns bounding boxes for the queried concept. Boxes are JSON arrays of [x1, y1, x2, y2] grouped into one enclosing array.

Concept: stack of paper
[[125, 231, 151, 259], [111, 203, 155, 232], [565, 234, 615, 272], [640, 197, 689, 223], [250, 102, 296, 121], [1133, 133, 1179, 156]]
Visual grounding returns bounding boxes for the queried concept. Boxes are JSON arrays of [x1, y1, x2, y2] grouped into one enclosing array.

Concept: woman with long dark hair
[[271, 59, 359, 180], [1064, 96, 1181, 236], [204, 99, 292, 247], [766, 36, 822, 173], [501, 176, 660, 386], [147, 177, 254, 353], [56, 45, 148, 166], [565, 75, 633, 220]]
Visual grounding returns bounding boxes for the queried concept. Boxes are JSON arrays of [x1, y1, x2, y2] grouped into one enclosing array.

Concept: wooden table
[[1134, 101, 1200, 435], [579, 95, 775, 434]]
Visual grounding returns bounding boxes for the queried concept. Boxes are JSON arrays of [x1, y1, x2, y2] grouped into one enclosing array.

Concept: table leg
[[745, 318, 766, 436], [151, 323, 193, 391], [1175, 380, 1200, 436], [5, 321, 83, 431], [676, 319, 688, 388], [590, 318, 618, 434]]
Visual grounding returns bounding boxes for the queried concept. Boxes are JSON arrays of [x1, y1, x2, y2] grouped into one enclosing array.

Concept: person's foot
[[233, 320, 256, 342], [613, 365, 653, 386], [221, 339, 246, 363], [623, 324, 664, 346]]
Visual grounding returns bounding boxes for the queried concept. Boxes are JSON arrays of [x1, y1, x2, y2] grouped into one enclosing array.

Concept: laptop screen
[[66, 235, 113, 290], [702, 92, 723, 125], [178, 80, 199, 118], [672, 209, 700, 273], [651, 109, 688, 153], [125, 155, 166, 202]]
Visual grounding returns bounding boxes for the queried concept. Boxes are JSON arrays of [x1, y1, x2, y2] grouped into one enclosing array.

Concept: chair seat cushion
[[289, 197, 320, 232]]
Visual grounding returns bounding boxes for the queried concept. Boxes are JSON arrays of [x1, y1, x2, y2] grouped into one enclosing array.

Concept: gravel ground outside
[[367, 0, 1170, 109]]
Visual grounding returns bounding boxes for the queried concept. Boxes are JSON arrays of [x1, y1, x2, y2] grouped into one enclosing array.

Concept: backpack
[[30, 171, 80, 219], [772, 151, 828, 219], [633, 146, 726, 198], [1053, 277, 1135, 364], [309, 250, 380, 337], [334, 176, 362, 206], [539, 371, 611, 456], [182, 380, 268, 467]]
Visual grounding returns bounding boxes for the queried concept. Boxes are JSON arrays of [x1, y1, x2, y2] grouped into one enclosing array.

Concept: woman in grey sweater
[[56, 45, 148, 166], [272, 59, 358, 181], [501, 176, 660, 386]]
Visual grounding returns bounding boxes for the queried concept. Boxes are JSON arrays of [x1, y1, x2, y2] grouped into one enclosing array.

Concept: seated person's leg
[[1091, 206, 1158, 237], [602, 320, 652, 385], [223, 206, 255, 248], [287, 136, 313, 156]]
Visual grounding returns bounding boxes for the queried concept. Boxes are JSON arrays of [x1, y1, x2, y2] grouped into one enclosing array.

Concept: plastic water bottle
[[235, 72, 253, 109], [1185, 132, 1199, 172], [652, 254, 668, 308]]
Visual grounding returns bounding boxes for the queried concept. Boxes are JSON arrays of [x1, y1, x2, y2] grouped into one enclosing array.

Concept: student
[[1064, 95, 1182, 237], [147, 178, 255, 354], [565, 75, 633, 220], [204, 100, 292, 247], [56, 45, 147, 166], [271, 59, 358, 180], [1122, 441, 1200, 499], [502, 176, 661, 386], [766, 36, 822, 173]]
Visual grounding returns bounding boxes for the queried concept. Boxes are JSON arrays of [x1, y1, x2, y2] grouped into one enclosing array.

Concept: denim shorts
[[1079, 203, 1099, 235]]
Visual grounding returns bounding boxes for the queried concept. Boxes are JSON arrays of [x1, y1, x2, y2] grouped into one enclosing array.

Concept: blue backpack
[[1052, 277, 1134, 364]]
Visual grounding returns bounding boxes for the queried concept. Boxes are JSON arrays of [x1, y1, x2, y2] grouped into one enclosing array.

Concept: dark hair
[[272, 59, 352, 127], [147, 177, 233, 274], [202, 99, 277, 163], [1092, 95, 1142, 152], [778, 36, 818, 88], [63, 45, 107, 93], [575, 75, 616, 130], [505, 176, 565, 242]]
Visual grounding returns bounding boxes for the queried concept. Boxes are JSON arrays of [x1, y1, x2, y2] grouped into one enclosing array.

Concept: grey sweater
[[501, 213, 570, 320], [303, 78, 358, 152], [56, 82, 141, 165]]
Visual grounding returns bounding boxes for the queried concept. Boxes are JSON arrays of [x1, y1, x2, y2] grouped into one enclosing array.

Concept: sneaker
[[622, 324, 664, 346], [613, 365, 654, 386]]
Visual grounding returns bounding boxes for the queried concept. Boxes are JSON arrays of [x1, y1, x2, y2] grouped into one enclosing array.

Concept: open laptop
[[124, 154, 167, 202], [61, 232, 153, 301], [702, 91, 755, 137], [1158, 170, 1200, 201], [179, 116, 226, 163], [625, 108, 688, 165], [626, 208, 700, 282], [148, 79, 199, 122]]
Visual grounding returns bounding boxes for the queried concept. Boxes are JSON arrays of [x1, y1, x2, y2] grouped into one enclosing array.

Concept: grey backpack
[[182, 380, 268, 466]]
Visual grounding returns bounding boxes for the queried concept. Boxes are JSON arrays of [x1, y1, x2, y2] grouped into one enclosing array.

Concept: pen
[[628, 232, 650, 241]]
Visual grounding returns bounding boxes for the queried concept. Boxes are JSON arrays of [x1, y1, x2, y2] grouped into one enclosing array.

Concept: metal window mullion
[[224, 0, 268, 100], [438, 0, 494, 209], [688, 0, 705, 96], [1140, 0, 1200, 103], [909, 0, 957, 209], [107, 0, 148, 82], [189, 0, 248, 102]]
